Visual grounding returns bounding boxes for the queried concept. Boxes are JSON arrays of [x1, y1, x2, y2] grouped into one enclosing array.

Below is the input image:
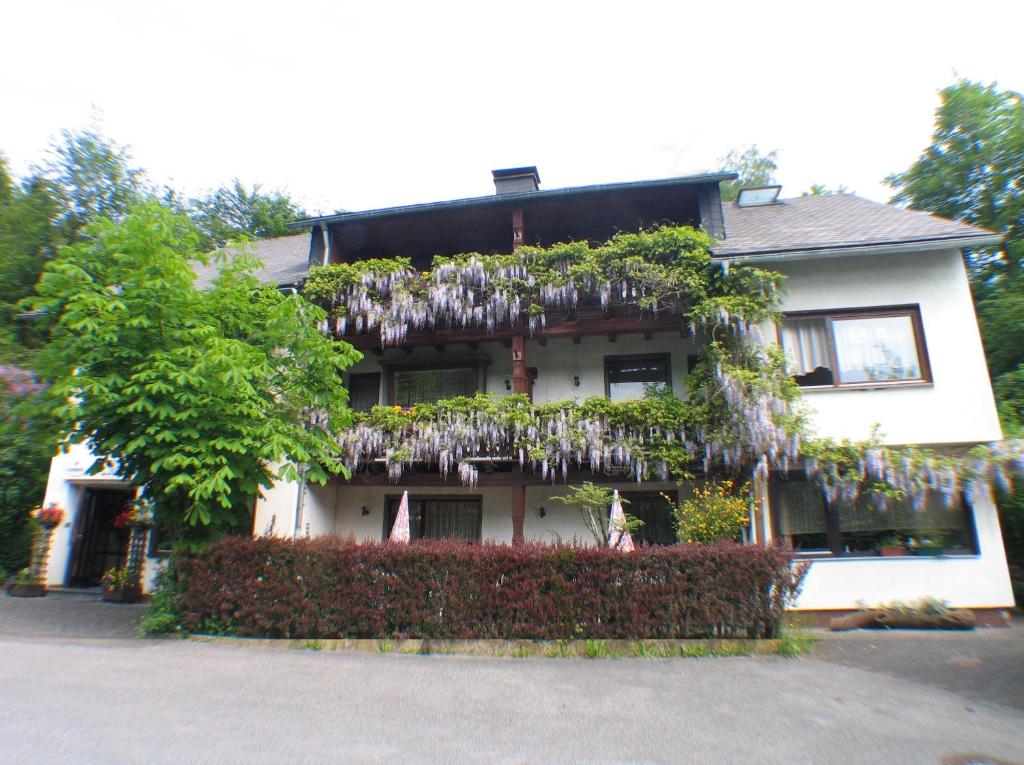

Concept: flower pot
[[6, 582, 46, 598], [879, 546, 906, 557], [102, 586, 142, 604]]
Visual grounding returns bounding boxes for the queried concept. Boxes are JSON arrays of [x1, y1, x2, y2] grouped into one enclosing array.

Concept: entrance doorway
[[67, 488, 135, 586]]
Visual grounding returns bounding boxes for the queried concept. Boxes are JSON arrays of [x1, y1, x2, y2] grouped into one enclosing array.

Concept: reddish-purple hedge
[[175, 536, 806, 640]]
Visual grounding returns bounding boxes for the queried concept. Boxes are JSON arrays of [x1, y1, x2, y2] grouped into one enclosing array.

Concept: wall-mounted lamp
[[504, 378, 512, 391], [361, 505, 370, 516], [572, 375, 580, 388], [538, 506, 546, 518]]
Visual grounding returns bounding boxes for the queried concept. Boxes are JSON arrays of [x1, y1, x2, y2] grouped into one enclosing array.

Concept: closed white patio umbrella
[[389, 490, 411, 543], [607, 489, 635, 552]]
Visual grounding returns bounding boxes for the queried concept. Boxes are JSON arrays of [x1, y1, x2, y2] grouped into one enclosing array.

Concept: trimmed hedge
[[176, 536, 806, 640]]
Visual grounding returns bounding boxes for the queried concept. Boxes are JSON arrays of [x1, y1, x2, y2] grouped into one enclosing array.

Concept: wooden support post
[[512, 483, 526, 545], [512, 334, 530, 397]]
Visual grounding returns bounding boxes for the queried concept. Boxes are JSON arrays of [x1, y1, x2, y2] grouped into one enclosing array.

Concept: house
[[38, 167, 1016, 623]]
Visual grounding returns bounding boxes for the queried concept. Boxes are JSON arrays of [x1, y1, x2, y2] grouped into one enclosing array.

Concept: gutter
[[711, 235, 1003, 264]]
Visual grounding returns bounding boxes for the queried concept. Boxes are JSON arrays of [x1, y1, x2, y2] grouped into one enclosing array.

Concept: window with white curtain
[[779, 307, 929, 388]]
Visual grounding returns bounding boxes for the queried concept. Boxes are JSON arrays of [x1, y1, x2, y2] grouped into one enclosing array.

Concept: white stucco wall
[[770, 249, 1003, 446], [251, 468, 301, 538]]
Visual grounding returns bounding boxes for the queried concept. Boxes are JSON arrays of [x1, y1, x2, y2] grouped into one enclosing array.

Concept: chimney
[[492, 166, 541, 195]]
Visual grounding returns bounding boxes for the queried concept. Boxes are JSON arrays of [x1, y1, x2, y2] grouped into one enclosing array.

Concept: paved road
[[1, 594, 1023, 764]]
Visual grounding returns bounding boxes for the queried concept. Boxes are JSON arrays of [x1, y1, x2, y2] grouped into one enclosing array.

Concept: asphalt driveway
[[1, 594, 1022, 764]]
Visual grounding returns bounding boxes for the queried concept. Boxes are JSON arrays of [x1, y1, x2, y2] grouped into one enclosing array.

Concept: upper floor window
[[779, 307, 930, 388], [605, 354, 672, 401], [348, 373, 382, 412], [392, 367, 478, 407]]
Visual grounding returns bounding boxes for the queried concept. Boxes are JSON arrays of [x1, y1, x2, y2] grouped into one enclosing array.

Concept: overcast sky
[[3, 0, 1022, 214]]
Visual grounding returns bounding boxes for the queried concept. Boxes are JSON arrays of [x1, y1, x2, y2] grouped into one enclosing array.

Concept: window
[[622, 492, 677, 546], [392, 367, 478, 407], [384, 497, 482, 542], [348, 373, 381, 412], [605, 354, 672, 401], [771, 477, 976, 555], [779, 307, 929, 388]]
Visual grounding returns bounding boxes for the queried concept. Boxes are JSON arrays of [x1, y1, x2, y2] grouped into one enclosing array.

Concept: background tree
[[33, 202, 360, 542], [189, 180, 305, 249], [718, 145, 779, 202], [802, 183, 851, 196], [42, 126, 149, 241], [887, 78, 1024, 599]]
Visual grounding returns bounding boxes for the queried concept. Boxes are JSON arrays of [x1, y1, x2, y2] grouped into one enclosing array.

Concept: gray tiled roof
[[713, 193, 999, 257], [192, 233, 312, 289]]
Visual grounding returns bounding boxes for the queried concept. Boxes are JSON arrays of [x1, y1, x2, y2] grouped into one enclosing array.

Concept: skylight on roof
[[736, 186, 782, 207]]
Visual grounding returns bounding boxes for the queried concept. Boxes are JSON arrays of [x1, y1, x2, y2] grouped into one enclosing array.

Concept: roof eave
[[289, 172, 738, 230]]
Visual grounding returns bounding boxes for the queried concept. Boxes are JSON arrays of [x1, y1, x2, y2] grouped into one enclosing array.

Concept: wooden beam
[[511, 334, 529, 397], [343, 467, 658, 487], [512, 484, 525, 545], [344, 312, 683, 351]]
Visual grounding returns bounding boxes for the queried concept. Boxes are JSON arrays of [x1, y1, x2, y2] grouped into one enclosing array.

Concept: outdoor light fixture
[[361, 506, 370, 516], [504, 378, 512, 391], [538, 506, 546, 518], [736, 185, 782, 207], [573, 375, 580, 387]]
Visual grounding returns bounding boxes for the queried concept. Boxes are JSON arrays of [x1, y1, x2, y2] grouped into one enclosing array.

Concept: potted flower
[[6, 567, 46, 598], [878, 533, 907, 557], [101, 567, 142, 603], [35, 503, 64, 530]]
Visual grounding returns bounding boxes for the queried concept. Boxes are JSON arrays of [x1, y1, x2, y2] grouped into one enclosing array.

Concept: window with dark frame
[[348, 372, 381, 412], [605, 354, 672, 402], [392, 367, 478, 407], [770, 477, 976, 556], [779, 306, 930, 388], [621, 492, 677, 546], [383, 496, 483, 542]]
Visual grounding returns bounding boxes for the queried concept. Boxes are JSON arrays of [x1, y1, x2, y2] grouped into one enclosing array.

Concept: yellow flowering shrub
[[668, 480, 751, 544]]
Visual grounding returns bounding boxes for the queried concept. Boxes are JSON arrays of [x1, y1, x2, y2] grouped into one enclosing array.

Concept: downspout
[[292, 467, 308, 538]]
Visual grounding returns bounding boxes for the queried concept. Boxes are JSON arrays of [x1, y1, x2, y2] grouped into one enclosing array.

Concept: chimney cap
[[491, 166, 541, 195], [492, 166, 541, 182]]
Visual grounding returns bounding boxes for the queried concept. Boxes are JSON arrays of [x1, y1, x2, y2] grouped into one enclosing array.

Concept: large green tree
[[33, 202, 360, 538]]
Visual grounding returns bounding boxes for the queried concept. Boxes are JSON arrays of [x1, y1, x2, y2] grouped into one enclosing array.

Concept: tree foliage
[[718, 145, 778, 202], [189, 179, 305, 249], [33, 202, 360, 536], [42, 126, 148, 241]]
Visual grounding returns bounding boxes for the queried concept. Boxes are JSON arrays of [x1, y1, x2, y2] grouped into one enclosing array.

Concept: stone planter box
[[103, 586, 143, 604], [6, 582, 46, 598]]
